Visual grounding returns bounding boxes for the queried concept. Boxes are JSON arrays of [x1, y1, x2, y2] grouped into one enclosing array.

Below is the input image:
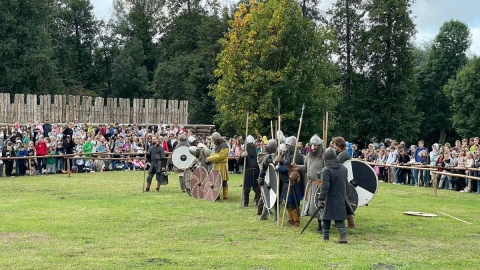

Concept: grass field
[[1, 171, 479, 269]]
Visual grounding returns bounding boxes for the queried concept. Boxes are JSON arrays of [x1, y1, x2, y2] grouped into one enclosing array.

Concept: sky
[[91, 0, 480, 55]]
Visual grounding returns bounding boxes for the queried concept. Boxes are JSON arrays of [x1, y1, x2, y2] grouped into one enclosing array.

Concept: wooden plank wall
[[0, 93, 189, 125]]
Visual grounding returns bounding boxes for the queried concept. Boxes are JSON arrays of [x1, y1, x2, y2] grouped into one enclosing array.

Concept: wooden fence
[[0, 93, 188, 125]]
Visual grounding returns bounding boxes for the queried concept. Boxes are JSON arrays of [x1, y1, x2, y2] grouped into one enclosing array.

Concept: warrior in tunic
[[238, 135, 260, 208], [318, 147, 355, 243], [205, 132, 230, 201], [257, 139, 278, 220], [174, 134, 190, 192], [276, 136, 305, 227], [294, 134, 324, 233], [331, 136, 355, 229], [145, 136, 168, 192]]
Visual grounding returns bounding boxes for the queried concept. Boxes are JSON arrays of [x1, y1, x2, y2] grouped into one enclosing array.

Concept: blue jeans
[[422, 170, 430, 186], [56, 158, 65, 171], [411, 169, 418, 186]]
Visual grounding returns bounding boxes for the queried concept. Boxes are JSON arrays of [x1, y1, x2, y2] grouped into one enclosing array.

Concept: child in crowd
[[46, 146, 57, 174]]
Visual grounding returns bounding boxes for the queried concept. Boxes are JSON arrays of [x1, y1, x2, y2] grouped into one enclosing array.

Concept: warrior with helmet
[[293, 134, 325, 233], [173, 134, 190, 192], [205, 132, 230, 201], [257, 139, 278, 220], [239, 135, 260, 208], [275, 136, 305, 227]]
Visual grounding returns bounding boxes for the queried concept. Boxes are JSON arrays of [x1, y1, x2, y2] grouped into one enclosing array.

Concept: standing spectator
[[42, 119, 52, 138], [2, 143, 16, 177], [413, 140, 428, 187], [46, 146, 57, 174], [56, 142, 66, 173], [35, 136, 48, 174], [375, 149, 388, 182], [386, 146, 397, 183], [16, 143, 29, 176], [419, 150, 430, 187]]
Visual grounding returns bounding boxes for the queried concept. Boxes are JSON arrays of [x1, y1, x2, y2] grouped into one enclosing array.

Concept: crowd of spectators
[[351, 138, 480, 194], [0, 120, 210, 177]]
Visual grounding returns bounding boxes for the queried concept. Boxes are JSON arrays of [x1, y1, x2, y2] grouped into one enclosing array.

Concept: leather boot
[[243, 190, 250, 207], [347, 216, 355, 229], [259, 207, 268, 220], [317, 219, 322, 234], [338, 232, 347, 244], [291, 208, 300, 227], [257, 205, 263, 215], [156, 182, 161, 192], [145, 182, 151, 192], [287, 209, 294, 226], [223, 187, 229, 201]]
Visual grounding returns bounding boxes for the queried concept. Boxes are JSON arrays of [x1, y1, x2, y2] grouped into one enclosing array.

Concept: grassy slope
[[0, 172, 479, 270]]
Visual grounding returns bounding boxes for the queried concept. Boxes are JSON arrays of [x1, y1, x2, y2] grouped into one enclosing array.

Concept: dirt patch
[[371, 263, 397, 269], [0, 232, 50, 242]]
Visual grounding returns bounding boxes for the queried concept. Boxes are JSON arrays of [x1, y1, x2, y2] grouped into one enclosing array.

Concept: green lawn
[[1, 172, 479, 269]]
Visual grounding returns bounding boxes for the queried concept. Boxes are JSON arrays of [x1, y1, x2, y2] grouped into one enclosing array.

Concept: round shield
[[346, 182, 359, 212], [203, 170, 222, 202], [343, 160, 378, 207], [191, 166, 208, 199], [172, 146, 195, 169], [184, 169, 192, 196], [261, 163, 277, 210]]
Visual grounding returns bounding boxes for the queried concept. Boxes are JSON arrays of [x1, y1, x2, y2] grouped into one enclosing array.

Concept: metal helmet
[[187, 136, 197, 144], [285, 136, 296, 146], [179, 134, 187, 142], [324, 147, 338, 166], [267, 139, 277, 148], [246, 135, 255, 144], [279, 143, 286, 154], [211, 132, 221, 140], [309, 134, 323, 146]]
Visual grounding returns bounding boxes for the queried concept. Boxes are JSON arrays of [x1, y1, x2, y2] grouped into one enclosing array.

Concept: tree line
[[0, 0, 478, 145]]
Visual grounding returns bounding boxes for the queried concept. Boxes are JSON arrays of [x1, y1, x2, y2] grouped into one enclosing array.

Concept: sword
[[300, 205, 323, 234]]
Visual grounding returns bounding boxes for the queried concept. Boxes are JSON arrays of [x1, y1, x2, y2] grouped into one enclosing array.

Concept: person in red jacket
[[35, 136, 48, 174]]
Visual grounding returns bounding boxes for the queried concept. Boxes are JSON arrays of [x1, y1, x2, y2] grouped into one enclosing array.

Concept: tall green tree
[[0, 0, 63, 94], [212, 0, 337, 137], [328, 0, 367, 141], [51, 0, 99, 95], [152, 6, 227, 124], [112, 0, 164, 81], [111, 38, 149, 98], [416, 20, 471, 143], [445, 57, 480, 138], [360, 0, 420, 142]]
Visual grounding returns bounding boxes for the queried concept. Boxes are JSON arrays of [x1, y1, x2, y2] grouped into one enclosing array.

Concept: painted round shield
[[184, 169, 192, 196], [261, 163, 277, 210], [346, 182, 359, 212], [191, 166, 208, 199], [203, 170, 222, 202], [343, 160, 378, 207], [172, 146, 195, 169]]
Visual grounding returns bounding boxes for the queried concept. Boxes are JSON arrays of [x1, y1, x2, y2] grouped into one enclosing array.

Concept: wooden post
[[67, 158, 71, 177]]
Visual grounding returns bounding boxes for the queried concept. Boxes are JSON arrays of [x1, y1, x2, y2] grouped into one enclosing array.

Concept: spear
[[276, 98, 281, 226], [281, 103, 305, 228], [240, 111, 249, 208]]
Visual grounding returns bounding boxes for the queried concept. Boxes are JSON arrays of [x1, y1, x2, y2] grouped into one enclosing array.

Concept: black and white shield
[[343, 160, 378, 207], [261, 164, 277, 210]]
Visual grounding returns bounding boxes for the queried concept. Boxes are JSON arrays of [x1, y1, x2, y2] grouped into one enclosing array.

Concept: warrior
[[174, 134, 190, 192], [205, 132, 229, 201], [239, 135, 260, 208], [331, 136, 355, 229], [188, 136, 211, 170], [257, 139, 278, 220], [318, 147, 355, 243], [294, 134, 324, 233], [145, 136, 168, 192], [276, 136, 305, 227]]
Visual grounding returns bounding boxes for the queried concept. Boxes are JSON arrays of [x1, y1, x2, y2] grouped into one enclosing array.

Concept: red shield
[[203, 170, 222, 202], [191, 167, 208, 199]]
